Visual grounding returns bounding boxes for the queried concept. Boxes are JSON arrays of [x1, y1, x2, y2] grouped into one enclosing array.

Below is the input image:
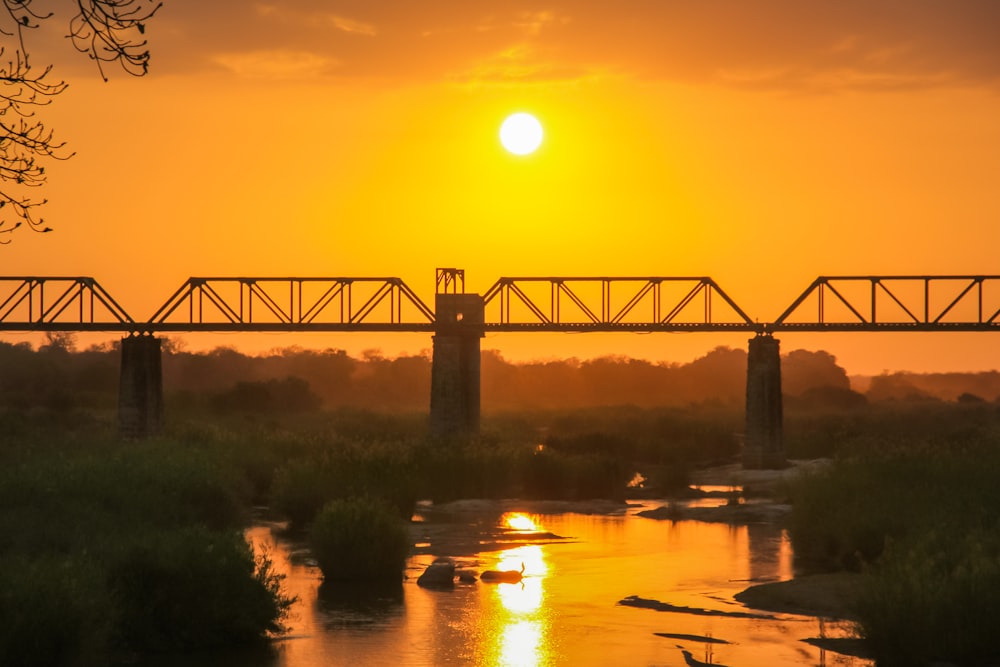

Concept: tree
[[0, 0, 160, 243]]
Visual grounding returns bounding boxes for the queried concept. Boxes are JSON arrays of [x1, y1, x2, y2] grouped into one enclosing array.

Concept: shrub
[[0, 554, 112, 667], [272, 444, 418, 528], [857, 528, 1000, 666], [411, 440, 518, 502], [109, 527, 292, 653], [309, 497, 410, 582]]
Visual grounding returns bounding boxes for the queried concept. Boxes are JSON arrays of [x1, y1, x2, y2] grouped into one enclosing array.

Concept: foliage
[[210, 376, 323, 415], [520, 446, 629, 501], [788, 433, 1000, 665], [0, 553, 112, 667], [272, 440, 419, 528], [109, 527, 293, 653], [857, 528, 1000, 666], [309, 497, 411, 582], [0, 425, 291, 662]]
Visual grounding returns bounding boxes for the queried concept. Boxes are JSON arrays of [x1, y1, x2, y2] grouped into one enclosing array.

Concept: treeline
[[0, 337, 853, 412], [1, 334, 998, 413], [861, 370, 1000, 403]]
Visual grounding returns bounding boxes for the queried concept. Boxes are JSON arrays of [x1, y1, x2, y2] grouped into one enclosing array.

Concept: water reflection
[[503, 512, 539, 532], [499, 620, 543, 667], [243, 504, 870, 667], [487, 544, 551, 665], [315, 579, 404, 628], [494, 546, 546, 614]]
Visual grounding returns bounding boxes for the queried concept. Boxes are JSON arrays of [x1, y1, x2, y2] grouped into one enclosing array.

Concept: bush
[[309, 497, 410, 582], [788, 438, 1000, 664], [519, 447, 629, 501], [411, 440, 518, 502], [0, 554, 112, 667], [109, 527, 292, 653], [211, 376, 323, 415], [857, 529, 1000, 666], [272, 444, 418, 527]]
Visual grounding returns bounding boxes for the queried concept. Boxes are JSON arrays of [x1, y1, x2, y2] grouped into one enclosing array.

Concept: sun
[[500, 112, 543, 155]]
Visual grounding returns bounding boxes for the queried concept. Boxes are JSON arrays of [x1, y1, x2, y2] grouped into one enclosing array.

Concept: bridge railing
[[145, 277, 436, 332], [0, 277, 135, 331], [769, 276, 1000, 331], [481, 277, 761, 332]]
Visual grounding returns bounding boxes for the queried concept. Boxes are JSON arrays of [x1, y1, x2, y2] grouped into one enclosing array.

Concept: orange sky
[[3, 1, 1000, 375]]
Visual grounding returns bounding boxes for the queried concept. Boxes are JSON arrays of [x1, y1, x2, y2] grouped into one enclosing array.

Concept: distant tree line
[[2, 335, 999, 413]]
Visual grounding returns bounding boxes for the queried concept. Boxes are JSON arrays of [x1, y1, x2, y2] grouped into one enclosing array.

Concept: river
[[241, 496, 871, 667]]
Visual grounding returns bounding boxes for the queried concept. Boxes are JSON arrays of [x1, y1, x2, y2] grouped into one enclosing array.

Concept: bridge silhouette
[[4, 269, 999, 468]]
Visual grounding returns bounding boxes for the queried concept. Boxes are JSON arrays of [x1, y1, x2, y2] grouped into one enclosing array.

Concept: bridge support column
[[743, 333, 785, 469], [118, 334, 163, 438], [430, 293, 485, 436]]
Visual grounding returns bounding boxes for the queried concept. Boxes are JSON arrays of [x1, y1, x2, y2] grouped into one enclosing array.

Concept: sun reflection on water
[[499, 620, 543, 667], [502, 511, 539, 532], [487, 544, 552, 665]]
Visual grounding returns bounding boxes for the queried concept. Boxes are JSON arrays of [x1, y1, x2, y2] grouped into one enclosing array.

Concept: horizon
[[5, 328, 1000, 381], [2, 2, 999, 375]]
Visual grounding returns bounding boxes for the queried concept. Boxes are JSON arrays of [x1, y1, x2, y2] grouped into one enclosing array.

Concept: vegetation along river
[[236, 496, 870, 667]]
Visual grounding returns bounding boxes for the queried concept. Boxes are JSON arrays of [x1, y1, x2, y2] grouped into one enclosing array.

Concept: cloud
[[135, 1, 1000, 91], [327, 14, 378, 37], [210, 50, 339, 80]]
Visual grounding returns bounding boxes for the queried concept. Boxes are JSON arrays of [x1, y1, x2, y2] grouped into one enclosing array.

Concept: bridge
[[4, 270, 999, 468]]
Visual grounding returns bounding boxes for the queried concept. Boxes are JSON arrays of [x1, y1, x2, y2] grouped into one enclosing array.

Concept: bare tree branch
[[0, 0, 160, 243], [69, 0, 162, 80]]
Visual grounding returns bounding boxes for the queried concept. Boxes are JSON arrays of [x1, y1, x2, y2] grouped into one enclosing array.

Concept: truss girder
[[146, 277, 436, 332], [482, 277, 759, 332], [0, 277, 135, 331], [770, 276, 1000, 332], [5, 274, 1000, 335]]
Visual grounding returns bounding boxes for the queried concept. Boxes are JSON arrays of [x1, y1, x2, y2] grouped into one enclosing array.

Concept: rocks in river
[[417, 557, 456, 589]]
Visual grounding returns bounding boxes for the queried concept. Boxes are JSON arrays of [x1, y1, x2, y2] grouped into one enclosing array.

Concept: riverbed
[[246, 497, 871, 667]]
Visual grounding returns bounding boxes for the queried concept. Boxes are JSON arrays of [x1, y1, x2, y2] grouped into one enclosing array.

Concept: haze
[[5, 1, 1000, 374]]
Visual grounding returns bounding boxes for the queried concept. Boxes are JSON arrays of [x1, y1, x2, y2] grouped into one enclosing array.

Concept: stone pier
[[429, 293, 485, 436], [743, 333, 785, 469], [118, 334, 163, 438]]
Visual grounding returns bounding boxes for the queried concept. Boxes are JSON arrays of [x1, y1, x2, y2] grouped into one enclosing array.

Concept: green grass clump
[[310, 497, 411, 582]]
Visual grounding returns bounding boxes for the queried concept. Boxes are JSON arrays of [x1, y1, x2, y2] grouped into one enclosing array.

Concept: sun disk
[[500, 112, 543, 155]]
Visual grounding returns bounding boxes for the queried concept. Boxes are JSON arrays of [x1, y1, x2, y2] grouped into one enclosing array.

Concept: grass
[[10, 396, 997, 665], [785, 411, 1000, 666], [0, 411, 293, 665], [0, 403, 685, 664]]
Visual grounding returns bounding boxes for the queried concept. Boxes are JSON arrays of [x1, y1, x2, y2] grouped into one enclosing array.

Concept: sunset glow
[[499, 112, 544, 155], [3, 2, 1000, 375], [6, 6, 998, 663]]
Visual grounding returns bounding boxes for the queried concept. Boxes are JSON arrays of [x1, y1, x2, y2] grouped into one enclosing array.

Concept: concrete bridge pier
[[118, 334, 163, 438], [430, 293, 485, 436], [743, 333, 786, 469]]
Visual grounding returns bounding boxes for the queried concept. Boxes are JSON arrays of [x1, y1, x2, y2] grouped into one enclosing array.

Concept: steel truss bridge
[[3, 271, 1000, 334]]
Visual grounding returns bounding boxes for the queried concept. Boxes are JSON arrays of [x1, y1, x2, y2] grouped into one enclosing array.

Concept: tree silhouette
[[0, 0, 160, 243]]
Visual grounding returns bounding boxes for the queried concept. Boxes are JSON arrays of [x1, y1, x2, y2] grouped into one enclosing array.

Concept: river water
[[245, 498, 871, 667]]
